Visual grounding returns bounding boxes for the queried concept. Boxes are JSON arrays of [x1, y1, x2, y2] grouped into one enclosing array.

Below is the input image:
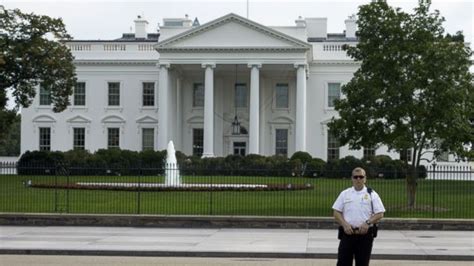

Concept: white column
[[295, 63, 307, 152], [248, 63, 261, 155], [202, 63, 215, 158], [176, 77, 182, 151], [158, 63, 170, 151]]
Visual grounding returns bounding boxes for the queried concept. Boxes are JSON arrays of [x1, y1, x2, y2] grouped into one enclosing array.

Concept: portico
[[156, 13, 311, 158]]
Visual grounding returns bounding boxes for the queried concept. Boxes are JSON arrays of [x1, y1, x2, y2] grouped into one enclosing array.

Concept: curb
[[0, 213, 473, 230], [0, 249, 472, 261]]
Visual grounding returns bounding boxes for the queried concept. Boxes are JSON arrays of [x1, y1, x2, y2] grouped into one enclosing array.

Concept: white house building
[[20, 13, 428, 162]]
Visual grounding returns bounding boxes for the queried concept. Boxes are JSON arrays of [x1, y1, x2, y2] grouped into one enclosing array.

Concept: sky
[[2, 0, 473, 47]]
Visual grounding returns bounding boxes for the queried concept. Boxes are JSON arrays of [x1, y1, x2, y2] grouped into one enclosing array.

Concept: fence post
[[431, 163, 436, 219], [54, 164, 58, 213], [209, 173, 213, 216], [137, 164, 142, 215]]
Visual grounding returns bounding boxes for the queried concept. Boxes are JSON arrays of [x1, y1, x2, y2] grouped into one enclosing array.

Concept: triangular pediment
[[67, 115, 91, 123], [136, 115, 158, 124], [157, 13, 310, 51]]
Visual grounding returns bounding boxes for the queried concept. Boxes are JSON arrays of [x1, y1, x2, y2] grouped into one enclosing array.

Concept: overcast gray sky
[[3, 0, 473, 47]]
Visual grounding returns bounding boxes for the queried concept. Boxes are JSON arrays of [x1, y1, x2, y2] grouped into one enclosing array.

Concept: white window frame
[[274, 128, 289, 157], [325, 81, 342, 110], [38, 85, 52, 107], [272, 81, 291, 111], [72, 127, 86, 150], [141, 127, 155, 151], [234, 82, 248, 109], [105, 81, 123, 111], [107, 127, 121, 149], [39, 127, 52, 151], [141, 81, 157, 109], [73, 81, 87, 107], [326, 130, 340, 161], [192, 82, 204, 109]]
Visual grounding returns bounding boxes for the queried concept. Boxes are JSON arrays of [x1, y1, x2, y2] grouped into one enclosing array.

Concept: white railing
[[103, 44, 126, 51], [138, 44, 155, 51], [323, 44, 344, 52], [68, 44, 92, 51]]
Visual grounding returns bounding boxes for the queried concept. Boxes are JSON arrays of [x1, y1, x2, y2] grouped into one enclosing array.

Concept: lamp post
[[232, 64, 241, 135]]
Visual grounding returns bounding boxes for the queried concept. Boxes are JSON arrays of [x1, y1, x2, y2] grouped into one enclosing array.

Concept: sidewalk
[[0, 226, 473, 261]]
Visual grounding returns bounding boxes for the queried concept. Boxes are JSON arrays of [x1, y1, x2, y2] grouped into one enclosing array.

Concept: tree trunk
[[406, 166, 418, 208]]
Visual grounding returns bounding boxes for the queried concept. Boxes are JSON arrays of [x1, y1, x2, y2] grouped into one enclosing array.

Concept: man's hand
[[359, 222, 369, 235], [343, 223, 353, 235]]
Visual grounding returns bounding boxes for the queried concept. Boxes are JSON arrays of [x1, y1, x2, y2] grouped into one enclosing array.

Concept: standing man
[[332, 167, 385, 266]]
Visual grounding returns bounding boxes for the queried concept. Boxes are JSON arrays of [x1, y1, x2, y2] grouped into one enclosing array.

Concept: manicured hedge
[[17, 149, 426, 179]]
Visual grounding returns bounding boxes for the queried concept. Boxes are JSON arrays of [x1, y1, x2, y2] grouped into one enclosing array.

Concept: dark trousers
[[337, 231, 374, 266]]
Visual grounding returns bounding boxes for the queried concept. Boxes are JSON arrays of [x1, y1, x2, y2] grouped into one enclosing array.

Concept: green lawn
[[0, 175, 472, 218]]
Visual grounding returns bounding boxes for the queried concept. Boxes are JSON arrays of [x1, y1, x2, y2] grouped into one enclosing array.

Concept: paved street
[[1, 255, 473, 266]]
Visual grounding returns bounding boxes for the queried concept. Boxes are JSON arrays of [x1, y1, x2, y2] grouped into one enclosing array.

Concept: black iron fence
[[0, 162, 472, 219]]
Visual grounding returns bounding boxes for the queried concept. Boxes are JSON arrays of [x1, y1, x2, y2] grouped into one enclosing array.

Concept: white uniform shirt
[[332, 186, 386, 227]]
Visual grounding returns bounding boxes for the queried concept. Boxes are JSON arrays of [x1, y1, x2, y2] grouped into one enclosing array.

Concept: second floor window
[[193, 83, 204, 107], [39, 86, 51, 106], [328, 83, 341, 108], [142, 82, 155, 106], [275, 83, 289, 108], [108, 82, 120, 106], [235, 83, 247, 108], [74, 82, 86, 106]]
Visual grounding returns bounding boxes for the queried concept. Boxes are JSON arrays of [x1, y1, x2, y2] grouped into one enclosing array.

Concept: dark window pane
[[142, 82, 155, 106], [39, 127, 51, 151], [275, 83, 289, 108], [193, 128, 204, 156], [142, 128, 154, 150], [193, 83, 204, 107], [74, 82, 86, 106], [107, 128, 120, 148], [73, 127, 85, 150], [275, 129, 288, 156], [108, 82, 120, 106]]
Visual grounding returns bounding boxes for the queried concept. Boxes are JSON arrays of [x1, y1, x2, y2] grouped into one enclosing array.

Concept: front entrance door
[[233, 142, 246, 156]]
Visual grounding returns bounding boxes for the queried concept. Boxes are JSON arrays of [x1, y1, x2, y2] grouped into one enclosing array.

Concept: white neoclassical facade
[[21, 13, 414, 161]]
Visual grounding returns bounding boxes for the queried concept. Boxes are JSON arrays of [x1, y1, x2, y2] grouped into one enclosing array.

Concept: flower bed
[[29, 182, 314, 192]]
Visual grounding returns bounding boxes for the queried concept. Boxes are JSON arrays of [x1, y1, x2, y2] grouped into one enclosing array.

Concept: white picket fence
[[0, 156, 18, 175]]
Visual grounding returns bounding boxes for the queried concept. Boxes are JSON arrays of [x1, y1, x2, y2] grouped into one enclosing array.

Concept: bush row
[[17, 149, 426, 179]]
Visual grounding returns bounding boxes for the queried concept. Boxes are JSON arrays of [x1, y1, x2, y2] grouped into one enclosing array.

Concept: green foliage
[[328, 0, 474, 168], [0, 8, 77, 112], [0, 112, 20, 156], [290, 151, 313, 164], [17, 149, 424, 180]]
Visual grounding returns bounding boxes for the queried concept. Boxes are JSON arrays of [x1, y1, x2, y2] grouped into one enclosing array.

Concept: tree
[[328, 0, 474, 208], [0, 7, 76, 112], [0, 113, 20, 156]]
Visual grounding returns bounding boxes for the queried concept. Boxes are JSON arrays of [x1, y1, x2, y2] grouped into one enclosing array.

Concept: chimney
[[345, 14, 357, 39], [182, 14, 192, 27], [295, 16, 306, 27], [305, 18, 327, 39], [134, 15, 148, 39]]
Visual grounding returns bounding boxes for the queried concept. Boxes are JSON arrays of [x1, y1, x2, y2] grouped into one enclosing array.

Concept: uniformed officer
[[332, 167, 385, 266]]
